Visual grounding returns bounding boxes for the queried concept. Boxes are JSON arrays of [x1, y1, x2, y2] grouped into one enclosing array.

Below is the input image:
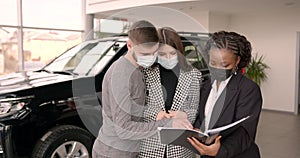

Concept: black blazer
[[194, 72, 262, 158]]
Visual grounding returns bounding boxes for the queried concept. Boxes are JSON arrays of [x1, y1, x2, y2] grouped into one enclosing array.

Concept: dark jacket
[[194, 71, 262, 158]]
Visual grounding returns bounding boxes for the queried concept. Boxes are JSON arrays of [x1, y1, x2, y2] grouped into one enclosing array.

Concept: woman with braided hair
[[188, 31, 262, 158]]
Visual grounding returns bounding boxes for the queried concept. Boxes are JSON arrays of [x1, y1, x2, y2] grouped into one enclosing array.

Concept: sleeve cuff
[[158, 118, 173, 128]]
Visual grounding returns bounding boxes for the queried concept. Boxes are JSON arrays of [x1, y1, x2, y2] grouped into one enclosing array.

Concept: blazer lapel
[[143, 67, 165, 110], [208, 73, 241, 129], [170, 70, 192, 111], [198, 80, 211, 131]]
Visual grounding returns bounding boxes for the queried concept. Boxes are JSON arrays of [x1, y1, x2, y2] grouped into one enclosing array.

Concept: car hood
[[0, 71, 74, 95]]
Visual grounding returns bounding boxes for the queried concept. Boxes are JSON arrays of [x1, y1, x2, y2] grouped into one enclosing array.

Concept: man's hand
[[156, 110, 192, 129], [170, 110, 191, 129], [171, 117, 193, 129], [169, 110, 188, 119]]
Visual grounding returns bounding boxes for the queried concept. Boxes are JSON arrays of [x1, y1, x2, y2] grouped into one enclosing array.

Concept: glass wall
[[94, 18, 132, 39], [22, 0, 82, 30], [22, 29, 81, 71], [0, 27, 18, 75], [0, 0, 82, 75], [0, 1, 18, 25]]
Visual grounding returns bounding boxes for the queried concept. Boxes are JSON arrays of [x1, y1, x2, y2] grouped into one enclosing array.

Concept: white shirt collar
[[211, 75, 232, 93]]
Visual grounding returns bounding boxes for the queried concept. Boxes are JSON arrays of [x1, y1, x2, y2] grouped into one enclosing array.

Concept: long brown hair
[[157, 27, 192, 71]]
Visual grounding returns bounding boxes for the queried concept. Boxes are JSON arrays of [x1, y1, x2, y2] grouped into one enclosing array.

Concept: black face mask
[[209, 66, 233, 81]]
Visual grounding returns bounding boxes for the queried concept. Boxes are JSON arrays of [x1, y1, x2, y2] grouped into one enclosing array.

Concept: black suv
[[0, 33, 209, 158]]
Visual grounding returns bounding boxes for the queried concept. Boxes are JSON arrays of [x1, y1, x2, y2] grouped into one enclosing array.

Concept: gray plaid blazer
[[138, 66, 202, 158]]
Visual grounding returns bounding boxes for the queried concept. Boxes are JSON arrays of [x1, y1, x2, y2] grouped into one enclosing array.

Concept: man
[[92, 20, 192, 158]]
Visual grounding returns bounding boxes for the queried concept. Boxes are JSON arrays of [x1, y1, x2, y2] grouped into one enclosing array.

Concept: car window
[[181, 36, 208, 70], [44, 41, 114, 75], [63, 43, 99, 71], [180, 34, 210, 79], [185, 45, 207, 70], [87, 42, 127, 76], [71, 42, 114, 75], [44, 41, 95, 71]]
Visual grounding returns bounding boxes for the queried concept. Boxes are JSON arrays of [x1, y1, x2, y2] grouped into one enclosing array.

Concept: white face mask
[[158, 55, 178, 69], [136, 53, 157, 68]]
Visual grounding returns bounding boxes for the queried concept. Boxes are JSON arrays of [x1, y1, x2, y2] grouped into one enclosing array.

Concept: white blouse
[[204, 76, 232, 132]]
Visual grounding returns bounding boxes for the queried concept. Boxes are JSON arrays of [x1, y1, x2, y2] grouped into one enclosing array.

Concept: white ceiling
[[159, 0, 300, 14], [95, 0, 300, 18]]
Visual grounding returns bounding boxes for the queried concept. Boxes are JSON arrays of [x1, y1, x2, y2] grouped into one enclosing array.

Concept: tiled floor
[[256, 110, 300, 158]]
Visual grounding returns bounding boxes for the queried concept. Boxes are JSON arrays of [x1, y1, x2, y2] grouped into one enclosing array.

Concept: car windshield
[[43, 40, 115, 76], [181, 36, 208, 69]]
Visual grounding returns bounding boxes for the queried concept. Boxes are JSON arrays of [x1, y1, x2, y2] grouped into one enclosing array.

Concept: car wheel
[[32, 125, 95, 158]]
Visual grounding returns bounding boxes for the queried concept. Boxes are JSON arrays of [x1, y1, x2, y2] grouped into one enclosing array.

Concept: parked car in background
[[0, 32, 209, 158]]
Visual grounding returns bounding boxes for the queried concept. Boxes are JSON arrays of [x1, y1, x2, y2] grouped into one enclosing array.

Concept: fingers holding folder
[[157, 116, 249, 155], [187, 135, 222, 156]]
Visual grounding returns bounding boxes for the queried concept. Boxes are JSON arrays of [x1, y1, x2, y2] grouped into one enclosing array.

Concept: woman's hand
[[187, 135, 222, 156], [156, 110, 171, 121], [156, 110, 188, 121]]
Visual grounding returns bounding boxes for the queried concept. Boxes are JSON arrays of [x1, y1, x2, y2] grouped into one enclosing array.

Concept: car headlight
[[0, 95, 34, 118]]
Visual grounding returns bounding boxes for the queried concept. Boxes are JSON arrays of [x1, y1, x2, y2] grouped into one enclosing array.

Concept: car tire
[[32, 125, 95, 158]]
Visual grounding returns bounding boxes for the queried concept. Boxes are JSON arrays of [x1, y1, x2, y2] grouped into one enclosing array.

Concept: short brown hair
[[128, 20, 159, 45]]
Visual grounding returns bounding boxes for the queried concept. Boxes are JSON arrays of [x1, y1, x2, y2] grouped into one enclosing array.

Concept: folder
[[158, 116, 250, 154]]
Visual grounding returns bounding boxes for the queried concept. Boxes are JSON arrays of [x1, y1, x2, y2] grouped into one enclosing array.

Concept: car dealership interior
[[0, 0, 300, 157]]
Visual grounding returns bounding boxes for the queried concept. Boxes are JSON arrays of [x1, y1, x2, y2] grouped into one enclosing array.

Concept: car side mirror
[[112, 43, 120, 51]]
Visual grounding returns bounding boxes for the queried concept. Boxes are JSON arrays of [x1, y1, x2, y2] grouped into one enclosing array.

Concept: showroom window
[[94, 18, 132, 39], [0, 0, 82, 75]]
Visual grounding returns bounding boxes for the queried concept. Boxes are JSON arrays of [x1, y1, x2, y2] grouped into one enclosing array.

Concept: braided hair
[[204, 31, 252, 68]]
